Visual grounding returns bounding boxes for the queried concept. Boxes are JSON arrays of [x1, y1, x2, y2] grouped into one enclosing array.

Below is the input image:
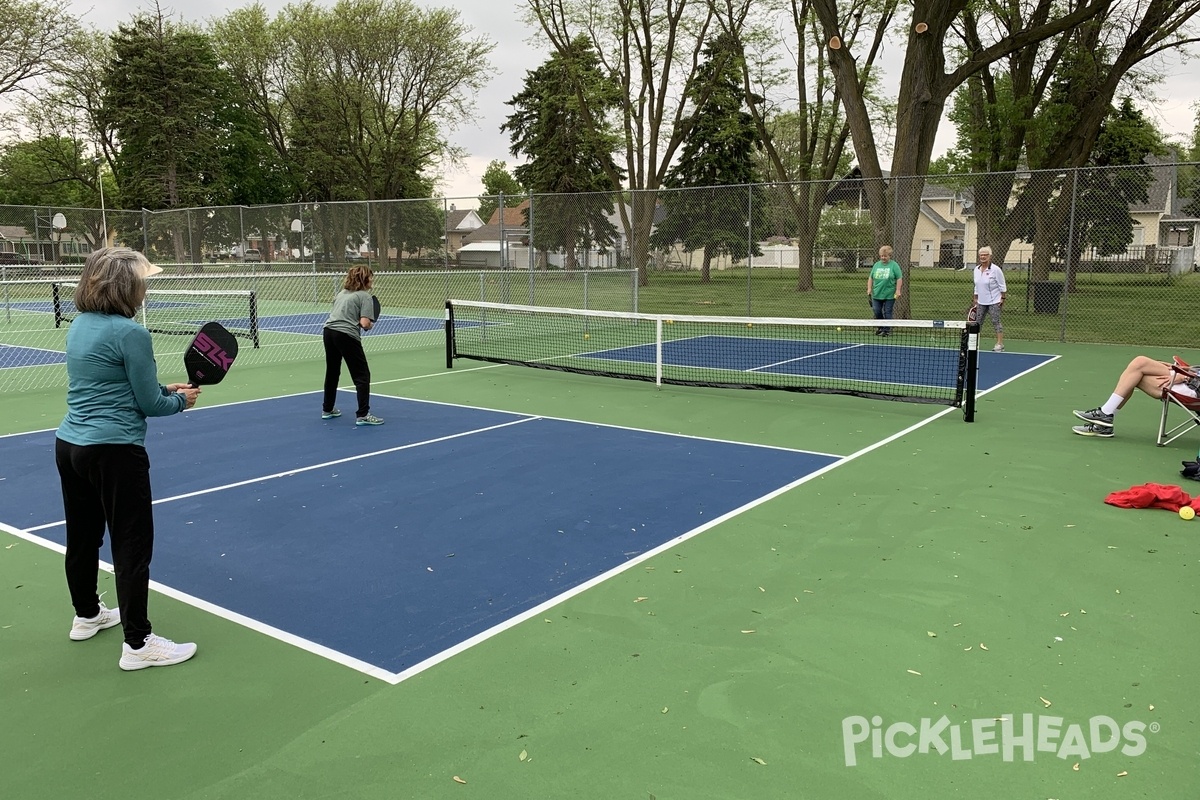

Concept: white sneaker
[[119, 634, 198, 671], [70, 601, 121, 641], [993, 344, 1004, 352]]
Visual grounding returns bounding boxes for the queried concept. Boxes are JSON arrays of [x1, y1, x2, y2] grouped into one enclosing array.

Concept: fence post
[[1060, 170, 1080, 342], [746, 184, 753, 316]]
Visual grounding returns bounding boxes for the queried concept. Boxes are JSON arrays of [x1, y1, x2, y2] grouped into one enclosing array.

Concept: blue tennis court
[[0, 343, 67, 369], [2, 393, 838, 678], [586, 334, 1051, 391]]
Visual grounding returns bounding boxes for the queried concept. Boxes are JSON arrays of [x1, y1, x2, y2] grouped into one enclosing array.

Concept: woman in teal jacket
[[56, 248, 202, 671]]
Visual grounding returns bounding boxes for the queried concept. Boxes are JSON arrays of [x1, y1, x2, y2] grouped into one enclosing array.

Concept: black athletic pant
[[55, 438, 154, 648], [323, 327, 371, 418]]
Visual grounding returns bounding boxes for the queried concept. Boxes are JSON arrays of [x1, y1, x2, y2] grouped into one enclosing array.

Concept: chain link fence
[[3, 162, 1196, 394]]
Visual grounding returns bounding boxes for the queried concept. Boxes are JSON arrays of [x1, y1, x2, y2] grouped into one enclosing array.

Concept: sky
[[65, 0, 1200, 208]]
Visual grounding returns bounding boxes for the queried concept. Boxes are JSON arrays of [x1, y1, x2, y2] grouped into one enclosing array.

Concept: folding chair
[[1157, 356, 1200, 447]]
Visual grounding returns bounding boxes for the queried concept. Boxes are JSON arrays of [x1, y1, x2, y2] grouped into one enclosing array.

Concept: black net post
[[962, 321, 980, 422], [52, 282, 64, 327], [444, 300, 455, 368], [249, 290, 260, 349]]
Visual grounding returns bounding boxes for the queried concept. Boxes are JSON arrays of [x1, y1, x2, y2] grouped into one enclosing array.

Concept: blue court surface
[[246, 312, 446, 337], [1, 394, 839, 678], [0, 343, 67, 369], [589, 335, 1050, 391]]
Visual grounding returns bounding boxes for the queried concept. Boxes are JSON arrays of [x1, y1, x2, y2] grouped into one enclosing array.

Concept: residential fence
[[2, 162, 1197, 393]]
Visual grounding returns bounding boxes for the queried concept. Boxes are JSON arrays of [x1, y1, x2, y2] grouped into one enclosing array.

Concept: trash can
[[1032, 281, 1063, 314]]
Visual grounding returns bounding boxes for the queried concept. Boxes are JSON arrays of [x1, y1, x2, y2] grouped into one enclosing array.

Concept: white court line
[[0, 520, 397, 681], [750, 342, 867, 371], [25, 415, 539, 532], [380, 400, 966, 685], [385, 390, 846, 459]]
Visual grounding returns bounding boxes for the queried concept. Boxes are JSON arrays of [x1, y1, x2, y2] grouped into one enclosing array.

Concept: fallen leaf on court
[[452, 776, 467, 784], [964, 646, 972, 651], [673, 569, 683, 573], [953, 622, 962, 627], [634, 597, 648, 602], [927, 631, 937, 637], [803, 589, 814, 594], [979, 643, 989, 650], [1072, 763, 1080, 771], [1117, 771, 1128, 777], [544, 618, 552, 623], [1060, 612, 1070, 617], [519, 749, 528, 762], [1040, 697, 1052, 707], [751, 757, 767, 765], [741, 629, 756, 634], [1149, 704, 1155, 711], [907, 669, 922, 676], [759, 586, 765, 592], [661, 707, 669, 714]]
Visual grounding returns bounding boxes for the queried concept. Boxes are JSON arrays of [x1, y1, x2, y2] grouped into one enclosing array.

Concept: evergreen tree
[[649, 33, 767, 283], [503, 36, 623, 270]]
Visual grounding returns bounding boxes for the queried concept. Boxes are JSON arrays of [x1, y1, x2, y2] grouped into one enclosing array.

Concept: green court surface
[[2, 338, 1197, 799]]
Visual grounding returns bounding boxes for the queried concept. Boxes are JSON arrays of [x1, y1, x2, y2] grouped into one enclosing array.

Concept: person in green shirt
[[321, 265, 383, 425], [867, 245, 903, 336]]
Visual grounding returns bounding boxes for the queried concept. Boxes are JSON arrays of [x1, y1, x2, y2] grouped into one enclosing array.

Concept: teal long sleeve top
[[56, 312, 186, 447]]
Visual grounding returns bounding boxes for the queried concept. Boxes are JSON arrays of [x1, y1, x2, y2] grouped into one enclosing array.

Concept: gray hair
[[72, 248, 154, 317]]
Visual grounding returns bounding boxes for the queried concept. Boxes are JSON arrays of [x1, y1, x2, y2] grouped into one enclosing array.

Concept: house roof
[[446, 208, 485, 232], [462, 221, 529, 245], [920, 202, 965, 233], [487, 199, 530, 227], [825, 167, 964, 207]]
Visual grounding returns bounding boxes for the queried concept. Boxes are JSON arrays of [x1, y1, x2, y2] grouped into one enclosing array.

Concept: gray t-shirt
[[324, 289, 375, 339]]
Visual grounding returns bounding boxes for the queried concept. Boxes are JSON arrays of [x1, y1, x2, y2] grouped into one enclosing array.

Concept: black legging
[[323, 327, 371, 418], [56, 439, 155, 648]]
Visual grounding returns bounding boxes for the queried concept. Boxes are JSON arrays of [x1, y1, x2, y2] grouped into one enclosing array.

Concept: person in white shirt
[[972, 246, 1007, 352]]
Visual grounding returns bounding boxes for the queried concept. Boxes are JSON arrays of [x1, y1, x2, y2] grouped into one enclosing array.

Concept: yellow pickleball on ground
[[1181, 506, 1196, 520]]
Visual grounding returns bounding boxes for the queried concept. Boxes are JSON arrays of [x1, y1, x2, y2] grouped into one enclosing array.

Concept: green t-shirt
[[869, 260, 902, 300], [323, 289, 375, 340]]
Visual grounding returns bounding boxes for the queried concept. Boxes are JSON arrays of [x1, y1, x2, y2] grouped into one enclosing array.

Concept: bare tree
[[525, 0, 719, 284], [0, 0, 79, 98], [811, 0, 1110, 316]]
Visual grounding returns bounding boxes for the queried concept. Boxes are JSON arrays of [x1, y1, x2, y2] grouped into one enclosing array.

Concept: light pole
[[95, 159, 108, 246]]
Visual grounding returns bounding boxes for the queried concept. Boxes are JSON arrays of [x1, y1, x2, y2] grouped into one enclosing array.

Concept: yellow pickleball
[[1181, 506, 1196, 520]]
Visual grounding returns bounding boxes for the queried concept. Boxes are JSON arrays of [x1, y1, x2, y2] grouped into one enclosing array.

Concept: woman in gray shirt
[[322, 266, 383, 425]]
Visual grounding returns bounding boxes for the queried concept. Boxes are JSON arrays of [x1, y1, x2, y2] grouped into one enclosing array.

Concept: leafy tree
[[503, 36, 623, 270], [912, 1, 1200, 283], [102, 11, 233, 262], [723, 0, 893, 291], [1181, 104, 1200, 216], [1018, 99, 1165, 282], [478, 160, 524, 223], [649, 33, 769, 283], [0, 0, 79, 97], [810, 0, 1132, 316], [212, 0, 494, 264]]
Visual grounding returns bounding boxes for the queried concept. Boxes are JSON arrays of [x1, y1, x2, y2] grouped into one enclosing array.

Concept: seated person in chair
[[1072, 355, 1199, 438]]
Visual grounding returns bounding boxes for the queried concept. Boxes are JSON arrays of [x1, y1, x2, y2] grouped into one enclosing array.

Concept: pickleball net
[[446, 299, 978, 416], [52, 282, 260, 347]]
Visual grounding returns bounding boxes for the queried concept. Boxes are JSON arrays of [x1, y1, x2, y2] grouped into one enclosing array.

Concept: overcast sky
[[68, 0, 1200, 207]]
